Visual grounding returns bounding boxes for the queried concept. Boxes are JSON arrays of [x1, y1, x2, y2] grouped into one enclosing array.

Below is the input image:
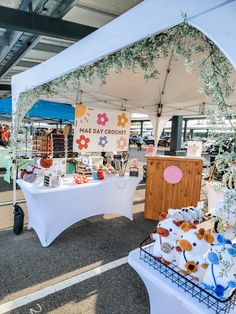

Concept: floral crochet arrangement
[[150, 208, 236, 300]]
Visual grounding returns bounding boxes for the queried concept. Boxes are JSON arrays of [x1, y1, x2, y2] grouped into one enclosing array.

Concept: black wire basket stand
[[139, 236, 236, 314]]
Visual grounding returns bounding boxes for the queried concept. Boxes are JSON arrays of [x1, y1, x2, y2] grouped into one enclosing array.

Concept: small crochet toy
[[202, 234, 236, 299], [168, 205, 204, 224], [175, 222, 214, 280], [73, 174, 89, 184], [150, 212, 183, 265]]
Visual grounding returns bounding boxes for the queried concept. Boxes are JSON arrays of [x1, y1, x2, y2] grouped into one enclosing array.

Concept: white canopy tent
[[10, 0, 236, 205], [11, 0, 236, 140]]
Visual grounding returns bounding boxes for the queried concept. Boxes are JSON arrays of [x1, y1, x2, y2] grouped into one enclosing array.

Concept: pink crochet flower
[[117, 137, 127, 150], [97, 113, 108, 126]]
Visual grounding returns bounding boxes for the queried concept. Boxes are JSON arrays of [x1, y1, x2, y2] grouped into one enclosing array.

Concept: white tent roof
[[11, 0, 236, 118]]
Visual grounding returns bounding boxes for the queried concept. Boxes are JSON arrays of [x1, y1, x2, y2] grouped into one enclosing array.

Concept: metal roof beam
[[33, 42, 65, 54], [0, 36, 10, 46], [0, 34, 38, 77], [75, 4, 118, 18], [17, 60, 41, 68], [0, 5, 97, 41], [0, 84, 11, 91]]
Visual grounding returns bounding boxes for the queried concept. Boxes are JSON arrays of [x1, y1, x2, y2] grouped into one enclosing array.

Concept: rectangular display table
[[128, 248, 232, 314], [17, 175, 140, 247]]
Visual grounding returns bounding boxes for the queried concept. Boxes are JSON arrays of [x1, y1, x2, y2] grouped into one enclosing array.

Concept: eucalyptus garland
[[12, 22, 235, 157]]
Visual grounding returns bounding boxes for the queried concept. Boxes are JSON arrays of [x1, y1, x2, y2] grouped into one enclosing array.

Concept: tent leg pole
[[12, 160, 17, 206], [154, 116, 160, 148]]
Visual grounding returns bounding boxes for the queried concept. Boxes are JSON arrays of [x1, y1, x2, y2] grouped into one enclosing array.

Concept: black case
[[13, 204, 24, 235]]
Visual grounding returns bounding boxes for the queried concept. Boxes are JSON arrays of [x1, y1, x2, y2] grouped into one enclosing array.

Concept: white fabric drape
[[128, 247, 232, 314], [17, 175, 140, 247]]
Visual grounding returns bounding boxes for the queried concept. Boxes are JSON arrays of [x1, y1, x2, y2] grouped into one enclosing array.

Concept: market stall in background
[[10, 100, 140, 245]]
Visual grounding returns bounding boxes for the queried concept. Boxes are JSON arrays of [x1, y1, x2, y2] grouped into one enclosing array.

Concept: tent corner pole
[[12, 159, 17, 207], [154, 116, 160, 148]]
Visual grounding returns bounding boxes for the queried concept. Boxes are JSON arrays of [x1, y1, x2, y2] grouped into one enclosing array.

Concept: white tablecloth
[[17, 175, 140, 247], [128, 247, 234, 314]]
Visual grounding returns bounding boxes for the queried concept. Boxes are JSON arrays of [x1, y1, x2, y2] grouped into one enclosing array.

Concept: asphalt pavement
[[0, 146, 154, 314]]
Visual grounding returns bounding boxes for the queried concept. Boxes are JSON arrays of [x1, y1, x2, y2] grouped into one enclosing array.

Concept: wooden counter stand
[[144, 156, 203, 220]]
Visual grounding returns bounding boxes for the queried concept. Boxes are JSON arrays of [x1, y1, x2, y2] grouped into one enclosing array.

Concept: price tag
[[44, 176, 50, 187]]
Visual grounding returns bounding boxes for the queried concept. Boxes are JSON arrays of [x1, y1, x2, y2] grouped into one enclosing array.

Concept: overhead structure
[[0, 5, 96, 41], [0, 0, 141, 98]]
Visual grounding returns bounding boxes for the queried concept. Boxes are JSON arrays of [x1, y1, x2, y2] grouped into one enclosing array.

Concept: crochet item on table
[[202, 234, 236, 299], [150, 212, 183, 265], [175, 222, 214, 280]]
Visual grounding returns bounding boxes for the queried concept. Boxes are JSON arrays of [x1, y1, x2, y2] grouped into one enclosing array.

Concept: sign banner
[[187, 141, 202, 158], [73, 105, 131, 152]]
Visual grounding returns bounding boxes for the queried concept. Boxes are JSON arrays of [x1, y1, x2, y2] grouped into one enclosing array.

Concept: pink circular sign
[[163, 166, 183, 184]]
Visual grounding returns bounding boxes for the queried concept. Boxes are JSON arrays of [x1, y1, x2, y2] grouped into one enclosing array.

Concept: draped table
[[128, 248, 233, 314], [17, 175, 140, 247]]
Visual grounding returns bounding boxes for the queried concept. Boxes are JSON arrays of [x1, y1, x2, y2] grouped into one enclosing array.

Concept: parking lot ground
[[0, 146, 209, 314]]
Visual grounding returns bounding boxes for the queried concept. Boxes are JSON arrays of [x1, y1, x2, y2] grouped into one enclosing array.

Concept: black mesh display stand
[[67, 135, 78, 158], [52, 134, 65, 158], [139, 236, 236, 314]]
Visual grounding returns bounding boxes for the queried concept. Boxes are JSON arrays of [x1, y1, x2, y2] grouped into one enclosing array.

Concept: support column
[[183, 119, 188, 141], [165, 115, 184, 156], [140, 121, 144, 137], [190, 129, 193, 140]]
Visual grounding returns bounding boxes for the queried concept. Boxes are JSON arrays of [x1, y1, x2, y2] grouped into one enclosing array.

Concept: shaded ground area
[[0, 201, 153, 313]]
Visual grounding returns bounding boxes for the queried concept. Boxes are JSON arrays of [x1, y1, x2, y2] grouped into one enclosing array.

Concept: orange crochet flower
[[117, 113, 128, 128], [204, 232, 214, 244], [76, 135, 90, 150], [201, 263, 209, 270]]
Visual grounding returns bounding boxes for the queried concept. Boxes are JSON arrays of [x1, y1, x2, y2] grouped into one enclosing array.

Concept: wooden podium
[[144, 156, 203, 220]]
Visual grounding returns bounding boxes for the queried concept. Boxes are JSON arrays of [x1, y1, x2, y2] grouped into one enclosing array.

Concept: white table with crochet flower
[[128, 247, 235, 314], [17, 175, 140, 247]]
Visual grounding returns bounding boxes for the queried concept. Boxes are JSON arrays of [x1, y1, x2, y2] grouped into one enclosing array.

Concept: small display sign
[[163, 166, 183, 184], [146, 147, 155, 156], [187, 141, 202, 158]]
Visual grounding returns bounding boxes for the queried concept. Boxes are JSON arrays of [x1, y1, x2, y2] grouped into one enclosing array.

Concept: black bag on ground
[[13, 204, 24, 235]]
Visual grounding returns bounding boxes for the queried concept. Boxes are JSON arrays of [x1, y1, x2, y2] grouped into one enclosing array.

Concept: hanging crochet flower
[[76, 135, 90, 150], [98, 136, 108, 148], [117, 137, 127, 150], [117, 113, 128, 128], [97, 113, 108, 126], [207, 252, 219, 265], [215, 284, 226, 298], [228, 247, 236, 256]]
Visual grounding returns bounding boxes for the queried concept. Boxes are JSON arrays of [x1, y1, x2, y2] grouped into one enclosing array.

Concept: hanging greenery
[[12, 22, 235, 159]]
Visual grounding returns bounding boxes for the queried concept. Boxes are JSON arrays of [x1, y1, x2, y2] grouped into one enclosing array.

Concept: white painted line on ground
[[0, 256, 128, 314]]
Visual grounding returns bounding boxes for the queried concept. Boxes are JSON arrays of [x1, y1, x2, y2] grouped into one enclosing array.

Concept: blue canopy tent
[[0, 98, 75, 123]]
